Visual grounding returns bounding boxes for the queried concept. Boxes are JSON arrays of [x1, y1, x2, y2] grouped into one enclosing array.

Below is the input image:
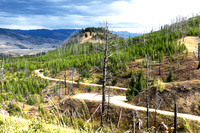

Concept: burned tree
[[64, 67, 67, 95], [0, 59, 4, 98], [145, 55, 150, 132], [100, 21, 109, 129], [92, 21, 119, 130], [173, 87, 178, 133], [198, 43, 200, 69]]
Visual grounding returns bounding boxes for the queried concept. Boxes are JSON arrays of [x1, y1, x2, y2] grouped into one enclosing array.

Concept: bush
[[82, 71, 90, 78], [16, 93, 23, 102], [27, 94, 43, 105], [0, 96, 3, 103], [126, 87, 135, 101], [182, 124, 189, 131], [126, 71, 146, 100], [73, 118, 88, 131], [157, 80, 165, 93], [167, 71, 174, 82], [60, 116, 70, 126], [112, 79, 117, 86], [7, 104, 21, 116], [98, 77, 103, 84], [27, 97, 34, 105], [29, 118, 45, 132], [88, 86, 93, 92], [152, 76, 157, 86], [85, 33, 88, 38]]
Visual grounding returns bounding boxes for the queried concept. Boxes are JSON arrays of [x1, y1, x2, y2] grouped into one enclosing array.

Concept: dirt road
[[35, 70, 200, 122]]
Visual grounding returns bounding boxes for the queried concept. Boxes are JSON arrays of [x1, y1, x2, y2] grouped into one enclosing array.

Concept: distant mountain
[[0, 28, 77, 56], [111, 31, 142, 38], [13, 29, 79, 41], [0, 27, 140, 56]]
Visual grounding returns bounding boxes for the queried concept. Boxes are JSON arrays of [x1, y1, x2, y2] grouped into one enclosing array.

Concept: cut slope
[[179, 36, 199, 53]]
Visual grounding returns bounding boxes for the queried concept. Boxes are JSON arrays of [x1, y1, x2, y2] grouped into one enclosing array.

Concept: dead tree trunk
[[117, 109, 122, 128], [101, 22, 109, 129], [154, 84, 158, 133], [106, 85, 111, 128], [132, 111, 135, 133], [123, 38, 127, 63], [71, 69, 74, 94], [59, 81, 62, 100], [198, 43, 200, 69], [65, 67, 67, 95], [146, 56, 150, 132], [0, 81, 2, 98], [174, 88, 177, 133], [145, 31, 150, 132]]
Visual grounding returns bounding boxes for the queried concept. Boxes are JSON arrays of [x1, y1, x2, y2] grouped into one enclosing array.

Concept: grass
[[0, 114, 80, 133]]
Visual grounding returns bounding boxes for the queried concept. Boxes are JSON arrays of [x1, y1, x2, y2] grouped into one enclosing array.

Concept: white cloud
[[100, 0, 200, 32], [1, 0, 200, 33], [0, 25, 45, 30]]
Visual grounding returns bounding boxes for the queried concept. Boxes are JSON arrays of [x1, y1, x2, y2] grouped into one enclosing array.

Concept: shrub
[[157, 80, 165, 93], [27, 94, 43, 105], [88, 86, 93, 92], [29, 118, 45, 132], [126, 71, 146, 100], [112, 79, 117, 86], [152, 76, 157, 86], [0, 96, 3, 103], [27, 97, 34, 105], [182, 124, 189, 131], [7, 104, 21, 116], [85, 33, 88, 38], [73, 118, 88, 131], [126, 87, 135, 101], [167, 71, 174, 82], [82, 71, 90, 78], [60, 116, 70, 126], [98, 77, 103, 84], [16, 93, 23, 102]]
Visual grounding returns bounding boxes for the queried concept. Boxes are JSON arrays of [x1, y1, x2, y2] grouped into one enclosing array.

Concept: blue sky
[[0, 0, 200, 33]]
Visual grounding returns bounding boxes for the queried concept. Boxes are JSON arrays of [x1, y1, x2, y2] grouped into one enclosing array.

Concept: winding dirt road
[[35, 70, 200, 122], [34, 70, 127, 90], [73, 93, 200, 121]]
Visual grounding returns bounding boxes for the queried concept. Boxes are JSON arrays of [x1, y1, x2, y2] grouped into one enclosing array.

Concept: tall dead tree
[[0, 58, 4, 98], [106, 84, 111, 128], [132, 111, 135, 133], [71, 68, 75, 95], [198, 43, 200, 69], [154, 85, 158, 133], [64, 67, 67, 95], [144, 32, 150, 132], [123, 37, 127, 63], [59, 81, 62, 99], [100, 21, 109, 129], [146, 56, 150, 132], [174, 87, 178, 133], [198, 16, 200, 69]]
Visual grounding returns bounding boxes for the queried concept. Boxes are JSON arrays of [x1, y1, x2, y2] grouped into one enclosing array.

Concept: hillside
[[13, 29, 78, 41], [0, 28, 77, 56], [0, 15, 200, 132], [65, 27, 139, 44]]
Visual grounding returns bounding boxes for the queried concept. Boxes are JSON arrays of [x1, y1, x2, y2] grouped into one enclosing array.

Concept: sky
[[0, 0, 200, 33]]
